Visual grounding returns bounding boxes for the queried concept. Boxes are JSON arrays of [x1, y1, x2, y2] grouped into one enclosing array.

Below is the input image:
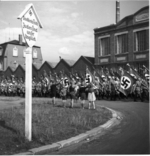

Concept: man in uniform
[[32, 76, 36, 96], [43, 71, 50, 97], [11, 75, 18, 96], [103, 77, 111, 100], [110, 77, 117, 101], [133, 77, 142, 101]]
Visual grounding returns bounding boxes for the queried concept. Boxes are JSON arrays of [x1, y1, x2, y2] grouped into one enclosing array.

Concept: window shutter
[[101, 39, 103, 56], [124, 34, 126, 52], [0, 62, 2, 70], [126, 34, 128, 52], [134, 32, 136, 51], [0, 48, 3, 56], [146, 29, 149, 50], [115, 36, 117, 54], [104, 38, 106, 55], [99, 39, 101, 56], [106, 38, 108, 55], [108, 38, 110, 54], [122, 35, 124, 53]]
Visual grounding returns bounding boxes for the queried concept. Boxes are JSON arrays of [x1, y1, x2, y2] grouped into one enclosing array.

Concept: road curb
[[29, 143, 60, 155], [57, 133, 88, 148], [14, 106, 122, 155]]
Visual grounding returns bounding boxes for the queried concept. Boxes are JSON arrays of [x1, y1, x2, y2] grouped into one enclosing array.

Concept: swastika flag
[[85, 66, 94, 84], [120, 69, 135, 96]]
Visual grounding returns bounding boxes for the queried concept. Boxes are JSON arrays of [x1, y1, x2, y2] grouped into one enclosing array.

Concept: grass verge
[[0, 99, 112, 155]]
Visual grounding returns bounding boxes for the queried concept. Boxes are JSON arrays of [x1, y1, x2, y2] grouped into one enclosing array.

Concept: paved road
[[49, 100, 149, 154], [0, 97, 149, 154]]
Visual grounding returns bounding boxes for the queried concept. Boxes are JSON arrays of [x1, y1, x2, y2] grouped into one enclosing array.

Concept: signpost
[[18, 4, 43, 141]]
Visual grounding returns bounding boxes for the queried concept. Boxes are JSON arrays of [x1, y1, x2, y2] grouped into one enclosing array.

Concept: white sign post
[[18, 4, 43, 141]]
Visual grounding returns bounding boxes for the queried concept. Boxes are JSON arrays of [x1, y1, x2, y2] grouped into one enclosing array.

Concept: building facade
[[94, 6, 149, 73], [0, 35, 43, 71]]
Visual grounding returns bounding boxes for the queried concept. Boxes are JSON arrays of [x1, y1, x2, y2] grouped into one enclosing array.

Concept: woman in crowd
[[87, 82, 96, 110]]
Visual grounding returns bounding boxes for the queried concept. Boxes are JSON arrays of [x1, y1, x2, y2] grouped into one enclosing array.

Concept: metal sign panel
[[21, 7, 39, 47]]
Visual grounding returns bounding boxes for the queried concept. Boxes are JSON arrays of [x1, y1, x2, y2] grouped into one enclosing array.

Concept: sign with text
[[116, 56, 126, 61], [135, 13, 149, 22], [100, 58, 109, 63], [22, 8, 39, 47], [18, 4, 43, 47], [135, 54, 146, 59]]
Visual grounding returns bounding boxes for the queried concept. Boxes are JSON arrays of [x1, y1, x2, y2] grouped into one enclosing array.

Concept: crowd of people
[[0, 67, 149, 109]]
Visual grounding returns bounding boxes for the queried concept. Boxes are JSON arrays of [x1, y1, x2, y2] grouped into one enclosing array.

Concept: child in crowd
[[87, 83, 96, 109]]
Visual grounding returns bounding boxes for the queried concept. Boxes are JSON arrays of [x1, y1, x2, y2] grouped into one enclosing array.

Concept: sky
[[0, 0, 149, 63]]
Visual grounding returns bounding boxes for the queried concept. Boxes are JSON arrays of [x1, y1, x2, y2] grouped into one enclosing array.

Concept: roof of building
[[63, 59, 76, 66], [47, 61, 57, 68], [72, 55, 94, 68], [83, 56, 94, 65], [94, 23, 116, 31], [0, 40, 40, 48], [18, 63, 42, 71], [17, 64, 25, 71], [94, 5, 149, 32], [33, 63, 42, 70], [5, 66, 15, 72]]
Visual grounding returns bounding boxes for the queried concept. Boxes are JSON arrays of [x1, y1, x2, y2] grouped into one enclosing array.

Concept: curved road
[[50, 100, 149, 154]]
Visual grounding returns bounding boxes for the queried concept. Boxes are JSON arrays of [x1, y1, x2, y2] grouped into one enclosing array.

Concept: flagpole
[[143, 65, 150, 72]]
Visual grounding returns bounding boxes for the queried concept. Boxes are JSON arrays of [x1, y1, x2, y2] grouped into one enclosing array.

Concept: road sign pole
[[25, 47, 32, 141], [17, 3, 43, 141]]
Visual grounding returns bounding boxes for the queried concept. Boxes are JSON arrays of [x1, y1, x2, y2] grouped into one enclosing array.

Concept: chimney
[[19, 34, 22, 45], [59, 56, 61, 61], [116, 1, 120, 23]]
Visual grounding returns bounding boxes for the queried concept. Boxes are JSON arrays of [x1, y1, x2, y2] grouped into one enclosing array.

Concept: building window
[[134, 29, 149, 52], [33, 49, 37, 59], [23, 48, 26, 57], [116, 33, 128, 54], [13, 46, 18, 57], [99, 37, 110, 56], [0, 47, 3, 56], [0, 62, 3, 70]]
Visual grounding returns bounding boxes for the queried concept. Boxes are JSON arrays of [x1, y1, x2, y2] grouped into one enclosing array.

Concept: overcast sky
[[0, 0, 149, 62]]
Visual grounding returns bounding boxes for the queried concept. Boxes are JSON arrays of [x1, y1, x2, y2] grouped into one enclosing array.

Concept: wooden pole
[[25, 47, 32, 141]]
